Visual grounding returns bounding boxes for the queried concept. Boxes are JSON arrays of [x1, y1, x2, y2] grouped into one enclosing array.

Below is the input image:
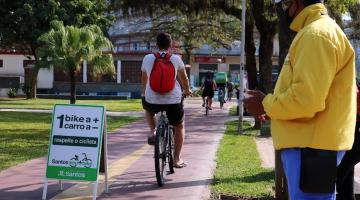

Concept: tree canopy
[[0, 0, 114, 54], [36, 21, 115, 104], [0, 0, 114, 98]]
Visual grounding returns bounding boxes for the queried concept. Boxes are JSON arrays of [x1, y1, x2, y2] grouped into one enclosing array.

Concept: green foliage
[[6, 88, 17, 98], [36, 21, 115, 103], [191, 89, 202, 97], [0, 0, 113, 52], [37, 20, 114, 74], [348, 2, 360, 39], [326, 0, 357, 20], [150, 9, 241, 53]]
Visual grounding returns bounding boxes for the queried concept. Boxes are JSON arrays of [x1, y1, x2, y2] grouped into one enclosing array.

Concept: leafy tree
[[36, 21, 115, 104], [348, 2, 360, 39], [111, 0, 278, 92], [147, 9, 241, 65], [112, 0, 359, 92], [0, 0, 114, 98]]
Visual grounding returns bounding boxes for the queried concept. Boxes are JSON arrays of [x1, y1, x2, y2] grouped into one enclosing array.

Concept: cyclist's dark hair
[[206, 72, 212, 79], [302, 0, 324, 6], [156, 33, 172, 50]]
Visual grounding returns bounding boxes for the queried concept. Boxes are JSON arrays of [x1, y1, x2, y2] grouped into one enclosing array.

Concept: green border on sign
[[45, 104, 105, 182]]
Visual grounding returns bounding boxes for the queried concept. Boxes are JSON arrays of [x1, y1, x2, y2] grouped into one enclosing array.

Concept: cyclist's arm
[[141, 72, 147, 96], [178, 69, 191, 96]]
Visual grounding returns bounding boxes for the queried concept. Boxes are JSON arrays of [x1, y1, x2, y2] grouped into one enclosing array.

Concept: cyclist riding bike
[[215, 72, 228, 107], [227, 81, 234, 101], [141, 33, 191, 168], [201, 73, 216, 110]]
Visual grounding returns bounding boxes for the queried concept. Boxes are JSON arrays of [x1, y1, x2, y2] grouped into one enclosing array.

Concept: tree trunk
[[30, 68, 39, 98], [69, 68, 77, 104], [29, 46, 38, 99], [184, 48, 191, 65], [251, 0, 277, 94], [258, 32, 275, 94], [245, 9, 258, 90], [276, 4, 296, 72]]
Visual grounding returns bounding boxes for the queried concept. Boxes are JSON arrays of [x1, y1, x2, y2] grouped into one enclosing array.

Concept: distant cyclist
[[141, 33, 191, 168], [227, 81, 234, 101], [215, 72, 227, 105], [201, 73, 216, 110]]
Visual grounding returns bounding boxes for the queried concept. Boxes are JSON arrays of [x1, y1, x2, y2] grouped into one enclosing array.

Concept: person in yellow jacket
[[244, 0, 356, 199]]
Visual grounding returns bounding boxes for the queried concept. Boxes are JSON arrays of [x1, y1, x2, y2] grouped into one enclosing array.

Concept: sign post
[[238, 0, 246, 134], [42, 104, 108, 200]]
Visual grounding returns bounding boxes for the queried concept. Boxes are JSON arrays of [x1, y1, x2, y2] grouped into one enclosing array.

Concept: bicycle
[[69, 153, 92, 168], [154, 111, 175, 187], [205, 96, 209, 116]]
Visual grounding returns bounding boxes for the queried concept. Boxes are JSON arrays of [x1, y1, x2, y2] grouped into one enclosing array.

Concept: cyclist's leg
[[166, 103, 185, 166], [201, 91, 207, 107], [142, 97, 159, 144], [209, 90, 214, 109], [221, 87, 226, 103]]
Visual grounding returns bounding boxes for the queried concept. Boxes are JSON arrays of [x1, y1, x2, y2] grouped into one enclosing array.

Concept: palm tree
[[36, 20, 115, 104]]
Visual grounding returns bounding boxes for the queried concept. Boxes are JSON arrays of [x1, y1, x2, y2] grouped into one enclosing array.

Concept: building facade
[[0, 16, 283, 97]]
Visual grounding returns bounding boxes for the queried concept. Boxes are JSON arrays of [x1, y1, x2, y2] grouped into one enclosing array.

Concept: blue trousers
[[281, 148, 345, 200]]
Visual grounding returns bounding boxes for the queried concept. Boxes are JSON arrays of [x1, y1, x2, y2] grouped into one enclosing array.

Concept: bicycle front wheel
[[155, 126, 166, 186], [168, 127, 175, 174], [205, 98, 209, 116]]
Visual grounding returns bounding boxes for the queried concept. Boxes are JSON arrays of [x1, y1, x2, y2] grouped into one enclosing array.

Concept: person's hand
[[183, 89, 192, 97], [243, 90, 266, 117], [257, 114, 271, 122]]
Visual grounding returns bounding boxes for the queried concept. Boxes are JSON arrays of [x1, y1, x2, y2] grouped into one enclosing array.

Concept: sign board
[[193, 56, 226, 63], [45, 104, 105, 181]]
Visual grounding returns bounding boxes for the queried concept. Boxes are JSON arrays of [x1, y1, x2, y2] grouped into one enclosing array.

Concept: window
[[0, 60, 3, 68], [132, 42, 140, 51], [121, 61, 142, 83]]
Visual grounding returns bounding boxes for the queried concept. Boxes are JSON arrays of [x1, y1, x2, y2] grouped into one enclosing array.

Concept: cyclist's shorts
[[142, 97, 184, 126], [202, 89, 214, 98]]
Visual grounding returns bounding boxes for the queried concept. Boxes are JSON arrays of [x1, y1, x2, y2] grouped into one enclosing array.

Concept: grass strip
[[0, 98, 142, 111], [212, 120, 275, 198], [0, 112, 141, 171]]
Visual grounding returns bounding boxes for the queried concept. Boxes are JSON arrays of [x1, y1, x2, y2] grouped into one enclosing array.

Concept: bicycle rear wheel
[[168, 127, 175, 174], [155, 126, 166, 186], [205, 98, 209, 116]]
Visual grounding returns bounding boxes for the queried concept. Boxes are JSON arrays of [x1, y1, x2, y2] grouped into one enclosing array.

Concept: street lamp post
[[238, 0, 246, 134]]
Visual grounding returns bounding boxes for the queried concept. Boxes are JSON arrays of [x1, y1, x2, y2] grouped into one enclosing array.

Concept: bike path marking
[[50, 144, 150, 200]]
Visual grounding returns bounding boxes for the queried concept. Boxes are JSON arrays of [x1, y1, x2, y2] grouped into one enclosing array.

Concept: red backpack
[[149, 53, 176, 94]]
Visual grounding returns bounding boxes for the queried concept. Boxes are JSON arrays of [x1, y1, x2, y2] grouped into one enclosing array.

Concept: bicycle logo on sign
[[69, 153, 92, 168]]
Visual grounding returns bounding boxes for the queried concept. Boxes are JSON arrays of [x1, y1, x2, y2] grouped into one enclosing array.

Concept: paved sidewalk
[[0, 98, 236, 200]]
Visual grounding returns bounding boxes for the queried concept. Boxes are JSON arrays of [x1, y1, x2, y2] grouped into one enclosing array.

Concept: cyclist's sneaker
[[202, 103, 205, 107], [209, 107, 213, 110], [147, 135, 155, 145]]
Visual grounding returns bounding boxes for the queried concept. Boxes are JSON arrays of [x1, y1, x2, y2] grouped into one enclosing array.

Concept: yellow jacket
[[263, 4, 356, 150]]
